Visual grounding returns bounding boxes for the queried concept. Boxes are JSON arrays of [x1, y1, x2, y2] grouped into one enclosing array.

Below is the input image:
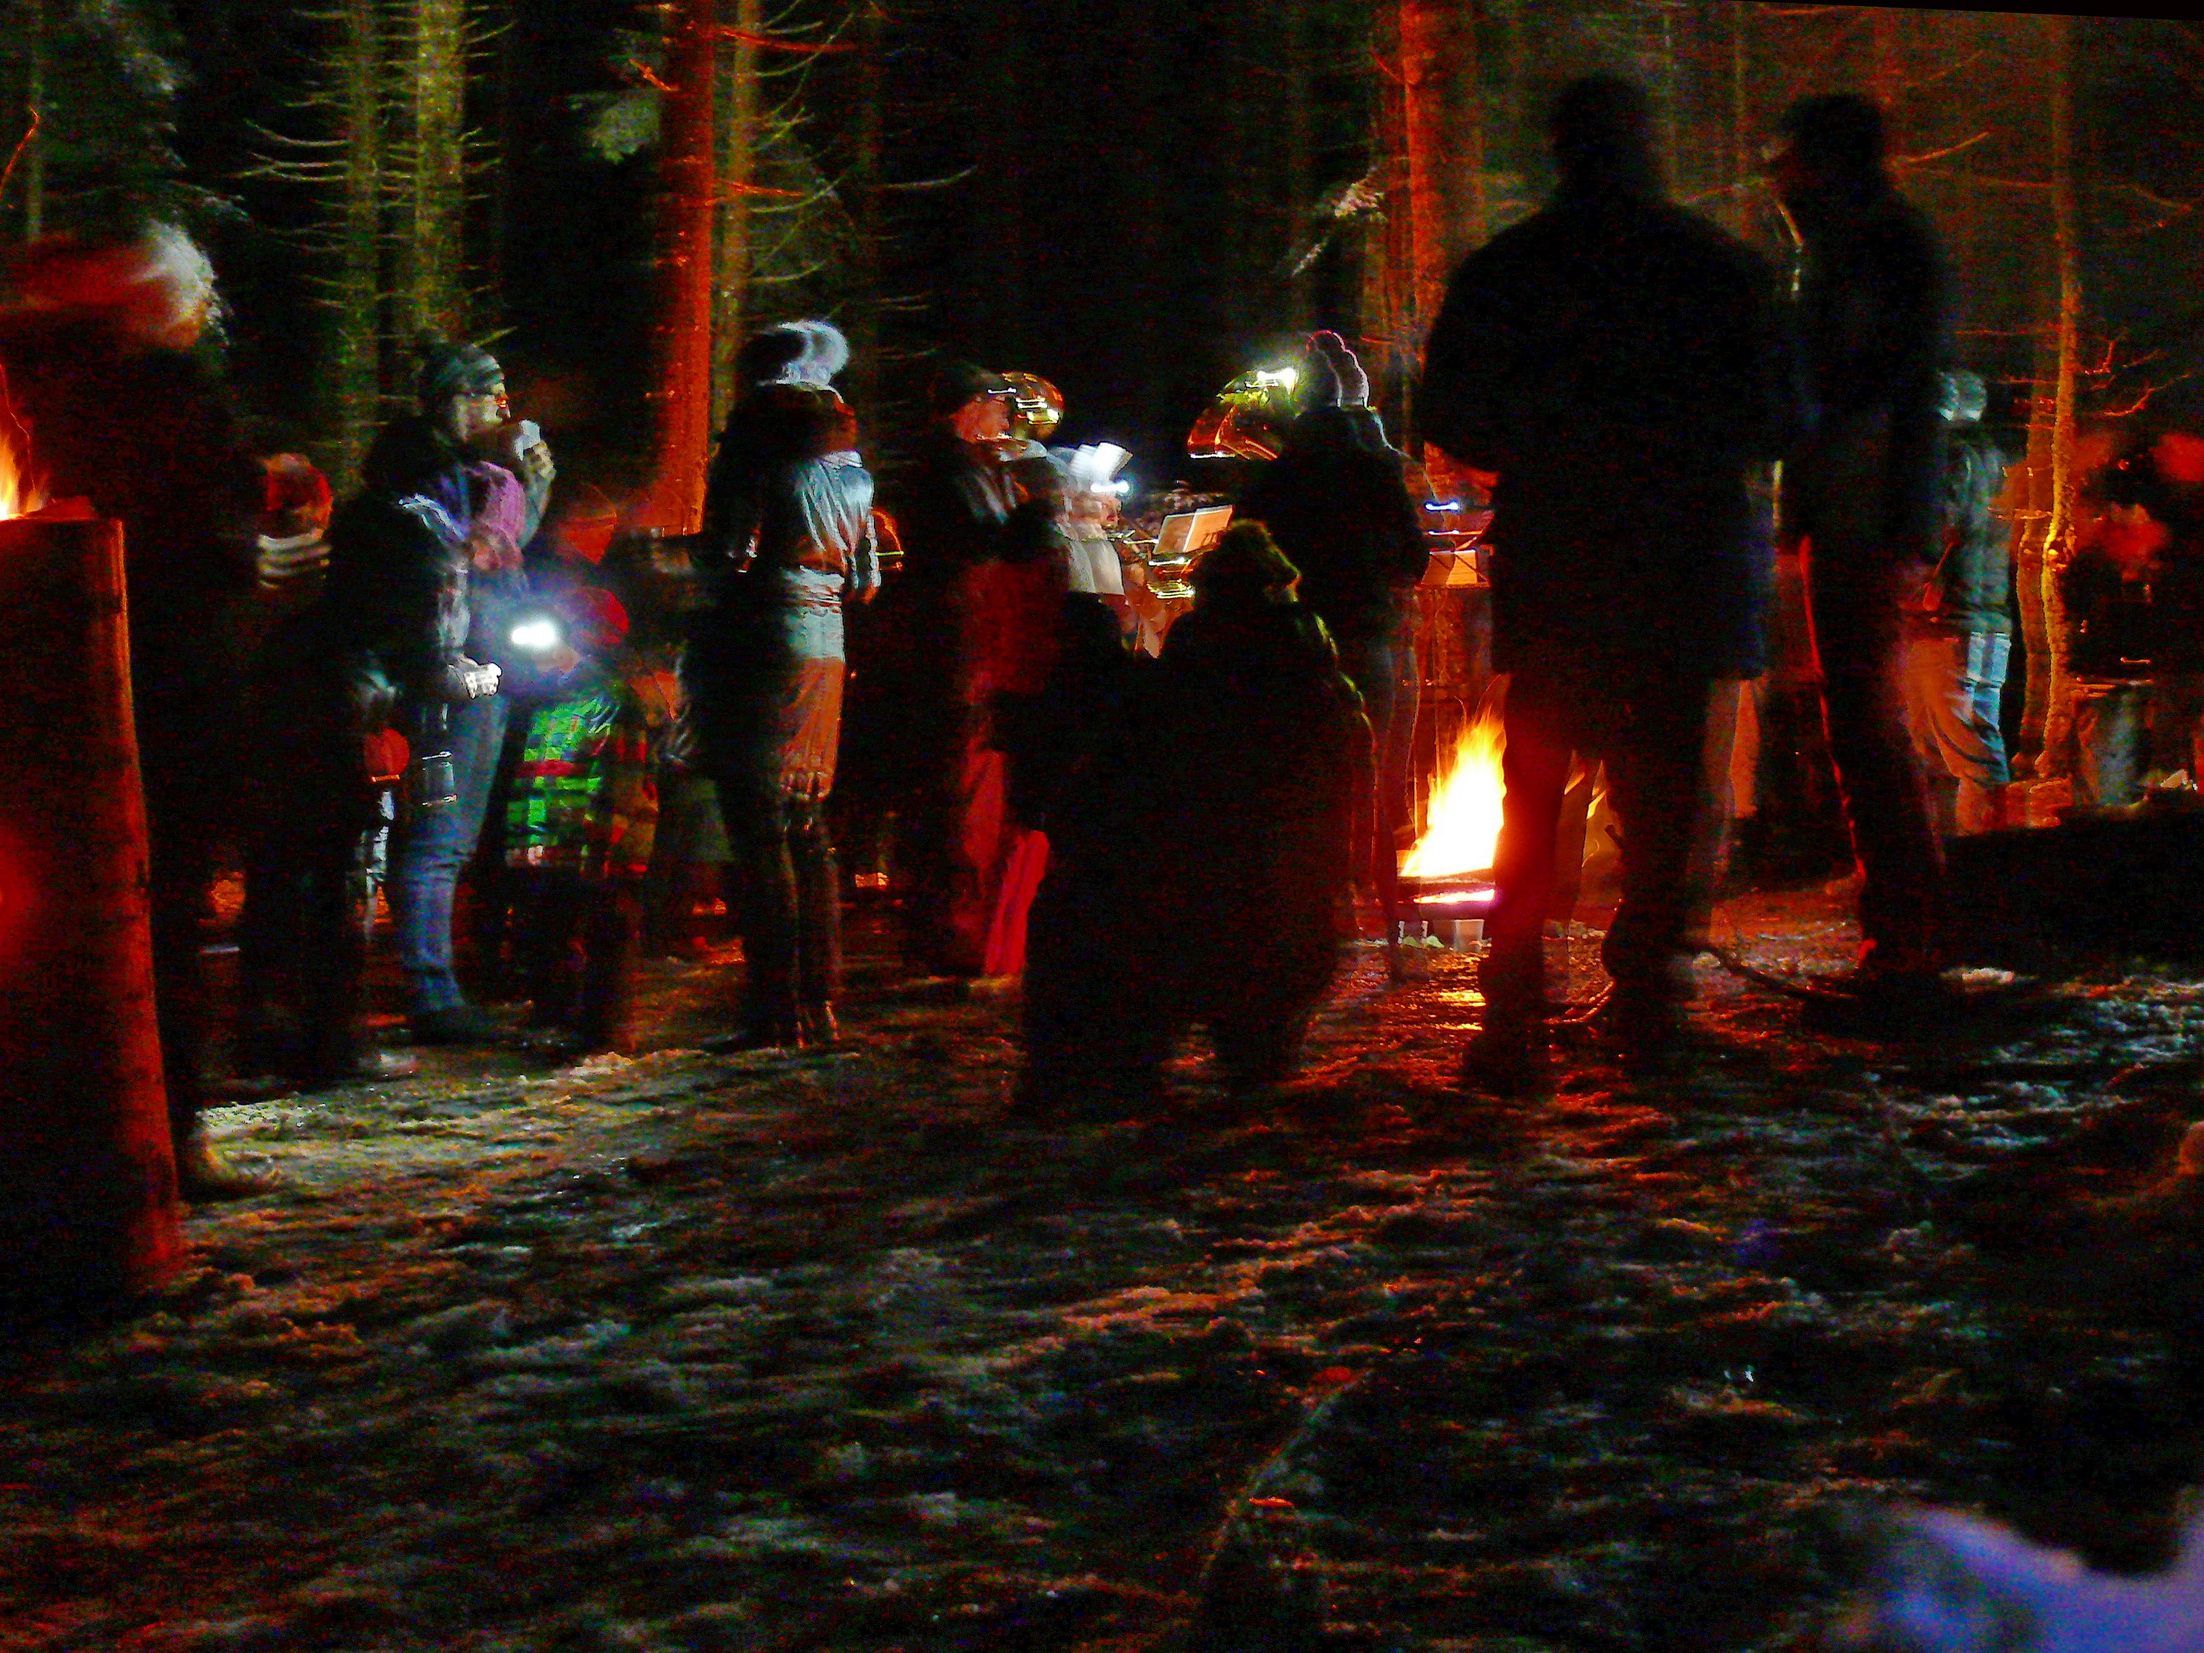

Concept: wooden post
[[0, 515, 183, 1310]]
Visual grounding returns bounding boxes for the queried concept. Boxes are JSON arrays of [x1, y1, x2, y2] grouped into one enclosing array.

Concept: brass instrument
[[1001, 372, 1064, 443], [1187, 367, 1299, 461]]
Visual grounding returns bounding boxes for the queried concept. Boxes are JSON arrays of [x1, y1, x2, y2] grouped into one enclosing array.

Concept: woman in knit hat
[[690, 320, 879, 1048], [337, 332, 552, 1045]]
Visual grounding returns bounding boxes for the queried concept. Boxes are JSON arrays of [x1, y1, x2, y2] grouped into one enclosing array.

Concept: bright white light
[[1110, 479, 1132, 497], [1252, 366, 1300, 391], [510, 617, 563, 653]]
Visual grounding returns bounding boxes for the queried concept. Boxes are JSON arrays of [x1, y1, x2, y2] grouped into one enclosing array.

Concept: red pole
[[0, 515, 183, 1310]]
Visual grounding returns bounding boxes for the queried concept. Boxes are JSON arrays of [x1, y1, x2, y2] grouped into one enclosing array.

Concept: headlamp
[[509, 614, 564, 654]]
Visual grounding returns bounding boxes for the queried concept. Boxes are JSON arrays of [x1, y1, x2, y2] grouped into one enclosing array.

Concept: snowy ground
[[7, 891, 2204, 1651]]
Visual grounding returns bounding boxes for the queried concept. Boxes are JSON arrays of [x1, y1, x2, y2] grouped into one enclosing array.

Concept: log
[[1944, 807, 2204, 967], [0, 515, 182, 1311]]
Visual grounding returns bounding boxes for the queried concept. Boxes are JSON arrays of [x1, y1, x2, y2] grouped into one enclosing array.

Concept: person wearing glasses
[[345, 335, 552, 1045]]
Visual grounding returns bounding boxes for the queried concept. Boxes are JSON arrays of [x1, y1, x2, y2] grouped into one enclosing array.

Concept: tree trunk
[[980, 5, 1027, 363], [1727, 0, 1752, 237], [329, 0, 385, 490], [1283, 0, 1314, 333], [847, 0, 885, 423], [1361, 0, 1413, 441], [1868, 6, 1900, 121], [0, 517, 183, 1306], [23, 0, 46, 237], [2026, 13, 2082, 781], [1400, 0, 1482, 337], [2013, 338, 2058, 776], [710, 0, 760, 433], [641, 0, 718, 534], [394, 0, 469, 342]]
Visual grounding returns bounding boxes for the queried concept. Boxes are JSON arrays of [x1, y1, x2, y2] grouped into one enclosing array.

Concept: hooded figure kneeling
[[1024, 522, 1367, 1109]]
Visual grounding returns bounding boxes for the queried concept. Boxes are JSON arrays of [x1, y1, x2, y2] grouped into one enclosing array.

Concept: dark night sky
[[163, 1, 2204, 498], [171, 0, 1369, 496]]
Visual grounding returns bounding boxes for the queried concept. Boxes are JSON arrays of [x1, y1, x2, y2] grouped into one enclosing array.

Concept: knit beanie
[[1306, 331, 1369, 409], [1780, 93, 1887, 184], [792, 320, 851, 388], [929, 360, 1013, 419], [414, 332, 503, 404], [1194, 521, 1301, 606]]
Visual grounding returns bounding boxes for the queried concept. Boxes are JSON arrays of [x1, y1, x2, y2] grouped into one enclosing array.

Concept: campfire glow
[[1402, 711, 1506, 880], [0, 425, 45, 522]]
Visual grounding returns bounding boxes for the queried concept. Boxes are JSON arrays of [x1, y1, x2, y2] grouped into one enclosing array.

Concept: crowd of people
[[11, 71, 2204, 1201], [0, 234, 1410, 1200]]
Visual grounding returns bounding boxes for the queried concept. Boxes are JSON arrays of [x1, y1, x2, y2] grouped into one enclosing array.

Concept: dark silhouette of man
[[1420, 76, 1791, 1085], [1235, 330, 1428, 933], [1773, 93, 1952, 1012]]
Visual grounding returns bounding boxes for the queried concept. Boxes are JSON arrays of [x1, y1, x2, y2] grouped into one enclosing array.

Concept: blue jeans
[[1901, 628, 2011, 833], [391, 693, 510, 1014], [2070, 682, 2149, 809]]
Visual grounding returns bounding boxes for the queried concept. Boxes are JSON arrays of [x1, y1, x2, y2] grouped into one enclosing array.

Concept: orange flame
[[1402, 710, 1507, 880], [0, 424, 45, 521]]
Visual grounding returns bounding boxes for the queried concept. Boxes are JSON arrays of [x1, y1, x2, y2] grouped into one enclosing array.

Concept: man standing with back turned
[[1420, 76, 1790, 1088], [1773, 94, 1953, 1020]]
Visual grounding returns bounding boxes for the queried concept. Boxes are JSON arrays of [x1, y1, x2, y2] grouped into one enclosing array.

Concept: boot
[[702, 1015, 805, 1053], [793, 802, 844, 1005], [520, 873, 585, 1029], [578, 887, 644, 1054], [176, 1130, 277, 1203], [1459, 1020, 1551, 1097]]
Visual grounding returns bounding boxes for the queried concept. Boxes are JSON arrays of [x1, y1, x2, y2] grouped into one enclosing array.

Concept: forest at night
[[11, 3, 2204, 1650]]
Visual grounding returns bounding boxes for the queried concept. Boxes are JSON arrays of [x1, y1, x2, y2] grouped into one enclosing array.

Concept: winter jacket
[[889, 427, 1015, 592], [1911, 427, 2011, 636], [321, 491, 475, 706], [2058, 544, 2157, 683], [2107, 464, 2204, 674], [1086, 595, 1363, 1005], [1782, 182, 1951, 569], [1234, 407, 1428, 647], [1419, 180, 1791, 678], [699, 384, 879, 595]]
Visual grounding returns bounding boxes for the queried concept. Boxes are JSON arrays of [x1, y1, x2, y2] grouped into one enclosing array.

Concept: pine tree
[[1, 0, 195, 240]]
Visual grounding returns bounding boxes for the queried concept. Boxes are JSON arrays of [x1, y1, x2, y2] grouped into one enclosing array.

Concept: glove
[[255, 530, 329, 589], [432, 658, 503, 701]]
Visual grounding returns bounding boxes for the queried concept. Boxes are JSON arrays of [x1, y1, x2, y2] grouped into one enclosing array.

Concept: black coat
[[1234, 408, 1428, 647], [321, 483, 471, 708], [1419, 181, 1791, 678], [1782, 183, 1951, 570], [852, 428, 1013, 790], [1024, 595, 1364, 1094]]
